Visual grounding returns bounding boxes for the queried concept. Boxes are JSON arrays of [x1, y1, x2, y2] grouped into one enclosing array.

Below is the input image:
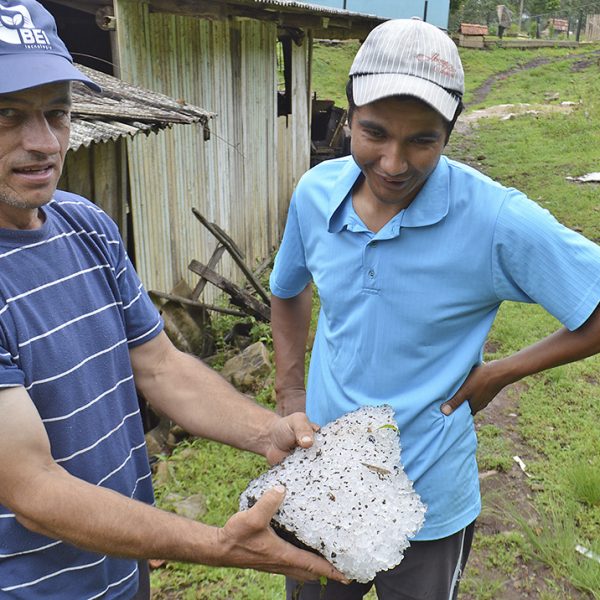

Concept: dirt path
[[465, 49, 600, 108]]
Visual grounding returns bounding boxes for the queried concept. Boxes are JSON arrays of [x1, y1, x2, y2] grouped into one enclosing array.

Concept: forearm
[[443, 304, 600, 415], [490, 303, 600, 386], [271, 285, 313, 414], [135, 340, 279, 456], [15, 463, 223, 564]]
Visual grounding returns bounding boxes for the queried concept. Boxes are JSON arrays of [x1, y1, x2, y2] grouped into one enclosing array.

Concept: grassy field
[[150, 43, 600, 599]]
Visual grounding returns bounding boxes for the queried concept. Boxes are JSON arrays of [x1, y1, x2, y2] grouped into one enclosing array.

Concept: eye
[[364, 127, 385, 139], [412, 136, 439, 146], [0, 108, 18, 119], [46, 109, 70, 119]]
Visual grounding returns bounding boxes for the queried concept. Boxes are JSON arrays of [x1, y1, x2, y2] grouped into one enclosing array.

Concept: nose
[[21, 113, 63, 156], [380, 142, 408, 177]]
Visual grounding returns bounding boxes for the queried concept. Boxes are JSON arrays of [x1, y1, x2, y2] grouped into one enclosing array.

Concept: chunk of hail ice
[[239, 405, 426, 583]]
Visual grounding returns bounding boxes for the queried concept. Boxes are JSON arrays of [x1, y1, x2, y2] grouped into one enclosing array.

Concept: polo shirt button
[[368, 269, 375, 278], [370, 241, 378, 247]]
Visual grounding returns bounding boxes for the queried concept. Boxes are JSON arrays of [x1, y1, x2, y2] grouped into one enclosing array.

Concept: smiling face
[[0, 82, 71, 229], [350, 96, 447, 217]]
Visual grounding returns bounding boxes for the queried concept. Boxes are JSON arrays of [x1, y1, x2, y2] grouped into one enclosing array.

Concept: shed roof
[[151, 0, 384, 39], [55, 0, 384, 40], [69, 64, 214, 151]]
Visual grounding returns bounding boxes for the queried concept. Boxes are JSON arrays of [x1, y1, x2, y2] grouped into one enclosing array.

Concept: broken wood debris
[[151, 208, 272, 323], [189, 260, 271, 322], [149, 290, 246, 318], [191, 208, 270, 304]]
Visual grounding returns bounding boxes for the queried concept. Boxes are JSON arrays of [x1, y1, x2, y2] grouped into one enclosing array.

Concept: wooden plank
[[149, 290, 247, 317], [189, 260, 271, 321], [191, 243, 226, 300], [191, 208, 271, 304], [62, 146, 93, 201], [91, 141, 124, 230]]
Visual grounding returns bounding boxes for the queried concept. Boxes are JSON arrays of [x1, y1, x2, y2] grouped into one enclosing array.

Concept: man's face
[[0, 82, 71, 228], [350, 96, 447, 211]]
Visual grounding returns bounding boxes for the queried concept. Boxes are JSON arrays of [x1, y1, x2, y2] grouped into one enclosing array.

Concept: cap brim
[[0, 53, 101, 94], [352, 73, 459, 121]]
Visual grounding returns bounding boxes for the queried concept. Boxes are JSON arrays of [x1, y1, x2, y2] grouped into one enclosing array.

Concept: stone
[[163, 493, 207, 521], [220, 341, 272, 390], [239, 405, 426, 583]]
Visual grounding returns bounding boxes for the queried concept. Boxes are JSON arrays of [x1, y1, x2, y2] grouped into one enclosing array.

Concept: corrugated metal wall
[[114, 0, 310, 299]]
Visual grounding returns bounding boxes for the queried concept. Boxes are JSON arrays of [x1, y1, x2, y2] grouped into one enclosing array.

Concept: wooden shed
[[44, 0, 383, 301]]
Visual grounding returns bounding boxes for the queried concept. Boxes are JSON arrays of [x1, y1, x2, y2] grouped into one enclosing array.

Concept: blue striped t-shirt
[[0, 191, 163, 599]]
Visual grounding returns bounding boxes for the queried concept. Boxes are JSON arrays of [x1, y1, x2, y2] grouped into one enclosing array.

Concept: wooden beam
[[145, 0, 381, 39], [48, 0, 109, 15], [147, 0, 226, 18], [189, 260, 271, 322], [192, 208, 271, 305], [149, 290, 247, 318]]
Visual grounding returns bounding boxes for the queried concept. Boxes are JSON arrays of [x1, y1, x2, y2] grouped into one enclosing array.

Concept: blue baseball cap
[[0, 0, 100, 93]]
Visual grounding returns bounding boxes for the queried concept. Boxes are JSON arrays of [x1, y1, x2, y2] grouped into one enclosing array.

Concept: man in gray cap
[[0, 1, 347, 598], [271, 17, 600, 599]]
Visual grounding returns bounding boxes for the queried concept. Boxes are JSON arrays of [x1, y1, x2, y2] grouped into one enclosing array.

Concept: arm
[[271, 284, 313, 416], [0, 386, 346, 582], [442, 303, 600, 415], [130, 330, 315, 465]]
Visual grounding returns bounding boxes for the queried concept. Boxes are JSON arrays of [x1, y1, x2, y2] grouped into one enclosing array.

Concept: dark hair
[[345, 78, 463, 145]]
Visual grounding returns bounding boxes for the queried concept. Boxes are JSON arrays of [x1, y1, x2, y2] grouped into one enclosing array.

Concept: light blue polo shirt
[[270, 154, 600, 541]]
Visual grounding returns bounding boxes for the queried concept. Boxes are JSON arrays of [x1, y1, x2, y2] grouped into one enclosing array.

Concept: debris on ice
[[239, 405, 425, 582]]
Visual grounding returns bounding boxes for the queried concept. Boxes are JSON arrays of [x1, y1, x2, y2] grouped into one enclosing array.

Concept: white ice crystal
[[239, 405, 426, 583]]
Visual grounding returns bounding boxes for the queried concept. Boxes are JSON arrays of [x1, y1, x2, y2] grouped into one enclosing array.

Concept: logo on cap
[[415, 53, 457, 77], [0, 4, 50, 48]]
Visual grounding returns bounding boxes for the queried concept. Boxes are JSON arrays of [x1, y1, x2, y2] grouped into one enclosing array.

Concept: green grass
[[151, 44, 600, 598], [311, 40, 359, 106], [476, 424, 514, 472]]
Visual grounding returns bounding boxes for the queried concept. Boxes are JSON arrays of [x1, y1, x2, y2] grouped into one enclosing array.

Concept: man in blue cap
[[0, 1, 347, 598], [271, 17, 600, 599]]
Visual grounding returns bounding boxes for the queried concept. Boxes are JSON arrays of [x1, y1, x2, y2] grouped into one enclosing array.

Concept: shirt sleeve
[[492, 190, 600, 330], [270, 192, 313, 299], [0, 344, 24, 388]]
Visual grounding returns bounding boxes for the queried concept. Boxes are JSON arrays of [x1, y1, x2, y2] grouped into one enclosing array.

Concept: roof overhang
[[49, 0, 384, 40], [70, 64, 214, 151]]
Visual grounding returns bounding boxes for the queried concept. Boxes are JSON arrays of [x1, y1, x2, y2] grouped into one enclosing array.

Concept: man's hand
[[441, 361, 507, 416], [217, 486, 348, 583], [264, 411, 318, 465]]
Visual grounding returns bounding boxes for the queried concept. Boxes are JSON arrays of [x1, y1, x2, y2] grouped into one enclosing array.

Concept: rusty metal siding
[[114, 0, 296, 301]]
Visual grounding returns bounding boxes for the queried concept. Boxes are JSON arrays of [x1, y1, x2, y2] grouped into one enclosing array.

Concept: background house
[[43, 0, 383, 301], [304, 0, 451, 29]]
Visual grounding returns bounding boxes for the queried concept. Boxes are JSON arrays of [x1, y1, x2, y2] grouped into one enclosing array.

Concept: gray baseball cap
[[349, 18, 464, 121], [0, 0, 100, 94]]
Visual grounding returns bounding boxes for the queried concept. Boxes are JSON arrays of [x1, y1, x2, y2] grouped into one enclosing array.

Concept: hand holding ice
[[239, 405, 426, 583]]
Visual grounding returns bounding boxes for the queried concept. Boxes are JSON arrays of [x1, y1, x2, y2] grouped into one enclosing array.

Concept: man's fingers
[[287, 412, 315, 448], [285, 547, 350, 584], [249, 485, 286, 526], [441, 392, 467, 415], [248, 487, 350, 583]]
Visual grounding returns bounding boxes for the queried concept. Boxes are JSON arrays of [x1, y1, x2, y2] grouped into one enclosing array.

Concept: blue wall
[[310, 0, 450, 29]]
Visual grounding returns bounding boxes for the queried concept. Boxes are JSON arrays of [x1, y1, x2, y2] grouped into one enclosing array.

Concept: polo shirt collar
[[327, 156, 450, 233]]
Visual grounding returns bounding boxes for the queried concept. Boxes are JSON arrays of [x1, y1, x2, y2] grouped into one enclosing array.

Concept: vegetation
[[449, 0, 600, 38], [150, 43, 600, 598]]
